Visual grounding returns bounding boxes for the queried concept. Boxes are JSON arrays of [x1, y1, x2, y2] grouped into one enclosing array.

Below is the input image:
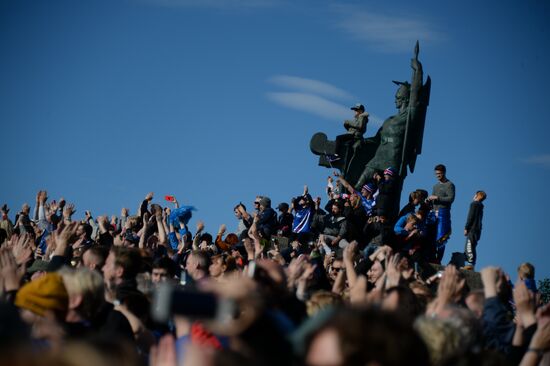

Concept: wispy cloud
[[520, 154, 550, 169], [139, 0, 277, 9], [266, 75, 383, 126], [332, 5, 446, 53], [266, 91, 383, 127], [268, 75, 354, 101], [267, 92, 350, 121]]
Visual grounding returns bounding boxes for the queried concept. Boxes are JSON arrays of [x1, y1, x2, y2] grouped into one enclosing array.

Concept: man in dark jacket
[[257, 197, 278, 240], [275, 202, 294, 238], [375, 167, 400, 222], [313, 200, 349, 249], [463, 191, 486, 269]]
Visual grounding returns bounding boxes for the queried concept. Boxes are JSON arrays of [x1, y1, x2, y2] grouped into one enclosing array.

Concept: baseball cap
[[351, 103, 365, 111]]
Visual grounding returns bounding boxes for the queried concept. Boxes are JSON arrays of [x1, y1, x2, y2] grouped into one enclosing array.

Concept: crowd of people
[[0, 163, 548, 366]]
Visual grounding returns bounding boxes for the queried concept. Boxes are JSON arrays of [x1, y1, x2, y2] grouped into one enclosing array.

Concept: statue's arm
[[409, 43, 423, 108]]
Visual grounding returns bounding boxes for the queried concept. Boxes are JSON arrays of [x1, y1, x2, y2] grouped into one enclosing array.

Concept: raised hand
[[343, 241, 358, 263], [44, 234, 56, 258], [323, 252, 335, 269], [39, 190, 48, 204], [97, 215, 109, 227], [315, 196, 321, 207], [1, 204, 9, 216], [480, 266, 501, 298], [55, 221, 80, 251], [437, 265, 465, 305], [513, 280, 536, 328], [151, 204, 163, 217], [113, 233, 124, 246], [369, 245, 387, 263], [385, 254, 402, 288], [286, 255, 307, 287], [218, 224, 226, 235], [196, 221, 204, 233], [48, 200, 58, 213], [343, 241, 359, 287], [300, 262, 317, 280], [63, 203, 76, 219], [145, 192, 154, 201], [0, 247, 26, 291], [11, 233, 33, 265]]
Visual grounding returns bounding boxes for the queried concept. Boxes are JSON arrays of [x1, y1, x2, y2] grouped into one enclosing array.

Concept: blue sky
[[2, 0, 549, 278]]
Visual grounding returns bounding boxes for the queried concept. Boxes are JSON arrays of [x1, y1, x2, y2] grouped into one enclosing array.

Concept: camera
[[152, 283, 236, 324]]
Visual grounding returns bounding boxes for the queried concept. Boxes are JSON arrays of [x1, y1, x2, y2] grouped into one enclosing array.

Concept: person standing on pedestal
[[427, 164, 455, 264]]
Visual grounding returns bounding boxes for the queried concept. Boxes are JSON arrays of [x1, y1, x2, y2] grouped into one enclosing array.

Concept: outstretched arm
[[336, 173, 356, 195], [409, 41, 423, 108], [139, 192, 153, 218]]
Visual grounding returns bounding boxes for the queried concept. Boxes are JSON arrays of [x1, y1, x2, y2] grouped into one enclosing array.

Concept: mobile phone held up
[[164, 195, 176, 202]]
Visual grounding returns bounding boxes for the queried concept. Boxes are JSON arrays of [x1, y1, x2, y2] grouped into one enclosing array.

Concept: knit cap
[[15, 273, 68, 317], [361, 183, 376, 194], [383, 167, 397, 176]]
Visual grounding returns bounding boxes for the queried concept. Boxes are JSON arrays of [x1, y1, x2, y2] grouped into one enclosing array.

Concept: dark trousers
[[434, 245, 446, 265], [464, 232, 480, 265]]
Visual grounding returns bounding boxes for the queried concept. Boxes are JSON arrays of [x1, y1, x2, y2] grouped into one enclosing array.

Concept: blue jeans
[[434, 208, 451, 264]]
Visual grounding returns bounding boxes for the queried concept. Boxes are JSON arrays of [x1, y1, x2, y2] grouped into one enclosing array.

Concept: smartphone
[[164, 195, 176, 202]]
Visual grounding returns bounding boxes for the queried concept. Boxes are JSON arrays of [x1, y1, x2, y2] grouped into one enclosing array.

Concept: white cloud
[[265, 75, 384, 126], [267, 92, 350, 121], [268, 75, 354, 101], [521, 154, 550, 168], [266, 91, 383, 128], [333, 5, 446, 52]]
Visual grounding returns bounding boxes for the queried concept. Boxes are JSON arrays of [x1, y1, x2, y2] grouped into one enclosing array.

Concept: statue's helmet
[[392, 80, 410, 107], [393, 80, 410, 96]]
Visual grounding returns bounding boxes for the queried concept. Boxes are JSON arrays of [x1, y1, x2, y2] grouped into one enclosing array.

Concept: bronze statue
[[310, 41, 431, 190]]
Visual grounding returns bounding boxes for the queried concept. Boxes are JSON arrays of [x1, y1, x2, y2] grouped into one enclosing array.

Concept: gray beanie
[[259, 197, 271, 208]]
